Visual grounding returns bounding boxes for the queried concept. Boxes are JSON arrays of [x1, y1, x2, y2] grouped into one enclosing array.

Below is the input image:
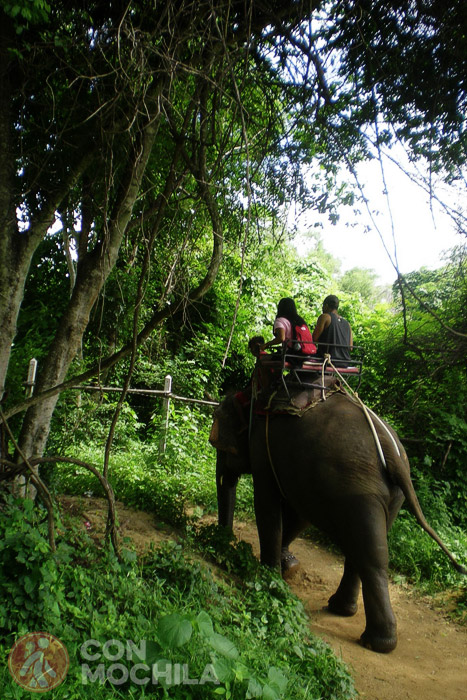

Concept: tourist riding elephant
[[209, 390, 466, 653]]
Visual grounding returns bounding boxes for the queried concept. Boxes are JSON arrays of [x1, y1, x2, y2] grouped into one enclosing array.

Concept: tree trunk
[[16, 111, 162, 464], [0, 237, 36, 400], [0, 30, 44, 400]]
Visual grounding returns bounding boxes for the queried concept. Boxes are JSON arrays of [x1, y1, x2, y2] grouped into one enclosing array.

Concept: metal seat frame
[[259, 342, 364, 396]]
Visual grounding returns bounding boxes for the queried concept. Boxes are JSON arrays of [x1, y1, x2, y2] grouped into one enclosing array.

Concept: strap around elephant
[[323, 353, 394, 469]]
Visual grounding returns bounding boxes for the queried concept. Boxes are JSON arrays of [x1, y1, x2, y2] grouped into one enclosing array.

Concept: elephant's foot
[[327, 593, 358, 617], [359, 629, 397, 653], [281, 549, 300, 579]]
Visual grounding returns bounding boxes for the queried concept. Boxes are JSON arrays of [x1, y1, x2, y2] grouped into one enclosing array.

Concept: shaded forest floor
[[61, 496, 467, 700]]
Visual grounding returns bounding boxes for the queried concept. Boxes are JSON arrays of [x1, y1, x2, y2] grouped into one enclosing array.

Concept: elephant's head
[[209, 394, 251, 474]]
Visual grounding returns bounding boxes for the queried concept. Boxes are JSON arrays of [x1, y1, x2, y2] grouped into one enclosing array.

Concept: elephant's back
[[264, 392, 391, 505], [286, 392, 378, 456]]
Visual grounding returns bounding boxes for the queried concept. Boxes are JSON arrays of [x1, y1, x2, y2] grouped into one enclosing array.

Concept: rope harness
[[322, 353, 401, 468]]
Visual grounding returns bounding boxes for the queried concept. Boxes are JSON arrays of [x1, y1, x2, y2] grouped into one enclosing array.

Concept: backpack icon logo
[[8, 632, 69, 692]]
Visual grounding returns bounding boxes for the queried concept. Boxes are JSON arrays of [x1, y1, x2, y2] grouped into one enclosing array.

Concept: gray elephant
[[209, 389, 466, 653]]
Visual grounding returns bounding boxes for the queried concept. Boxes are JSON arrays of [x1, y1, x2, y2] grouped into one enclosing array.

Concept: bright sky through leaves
[[298, 154, 465, 285]]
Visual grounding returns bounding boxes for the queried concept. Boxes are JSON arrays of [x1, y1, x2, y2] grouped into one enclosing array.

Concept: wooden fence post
[[159, 374, 172, 454], [25, 358, 38, 398]]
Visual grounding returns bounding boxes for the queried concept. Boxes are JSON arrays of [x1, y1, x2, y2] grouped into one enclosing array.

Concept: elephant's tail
[[374, 419, 467, 576]]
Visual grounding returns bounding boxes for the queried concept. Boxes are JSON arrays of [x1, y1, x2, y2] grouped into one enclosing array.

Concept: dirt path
[[232, 521, 467, 700], [64, 497, 467, 700]]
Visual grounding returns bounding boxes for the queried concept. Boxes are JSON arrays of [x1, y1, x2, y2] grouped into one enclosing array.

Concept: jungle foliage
[[5, 226, 467, 695]]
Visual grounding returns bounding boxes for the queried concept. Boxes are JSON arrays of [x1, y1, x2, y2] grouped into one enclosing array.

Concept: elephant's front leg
[[216, 451, 239, 529], [328, 559, 361, 617], [252, 468, 283, 570]]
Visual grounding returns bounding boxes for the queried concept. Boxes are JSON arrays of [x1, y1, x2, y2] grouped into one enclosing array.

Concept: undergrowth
[[0, 497, 356, 699]]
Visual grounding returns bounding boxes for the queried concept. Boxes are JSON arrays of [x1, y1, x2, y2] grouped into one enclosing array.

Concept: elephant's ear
[[208, 397, 242, 455], [209, 415, 239, 455]]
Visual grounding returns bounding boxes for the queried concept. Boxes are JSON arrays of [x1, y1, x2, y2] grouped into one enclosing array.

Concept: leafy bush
[[0, 497, 70, 636], [389, 514, 467, 589], [48, 449, 188, 527], [0, 498, 356, 699], [48, 396, 145, 455]]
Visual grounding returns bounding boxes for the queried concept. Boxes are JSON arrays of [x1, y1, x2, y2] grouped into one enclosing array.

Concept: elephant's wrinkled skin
[[210, 390, 466, 653]]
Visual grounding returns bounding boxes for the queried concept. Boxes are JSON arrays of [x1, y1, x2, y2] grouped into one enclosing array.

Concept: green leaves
[[196, 610, 214, 636], [324, 0, 467, 173], [156, 610, 240, 663], [154, 610, 289, 697], [157, 613, 193, 648], [207, 633, 240, 660], [2, 0, 51, 32]]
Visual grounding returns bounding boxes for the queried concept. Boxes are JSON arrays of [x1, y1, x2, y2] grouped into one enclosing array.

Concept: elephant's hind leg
[[359, 567, 397, 653], [328, 559, 360, 616], [340, 497, 398, 653]]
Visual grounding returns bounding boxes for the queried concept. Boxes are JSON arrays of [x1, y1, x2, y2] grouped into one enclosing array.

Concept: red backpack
[[290, 322, 317, 355]]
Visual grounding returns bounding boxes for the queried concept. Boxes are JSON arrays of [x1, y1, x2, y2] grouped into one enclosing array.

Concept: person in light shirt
[[262, 297, 307, 351]]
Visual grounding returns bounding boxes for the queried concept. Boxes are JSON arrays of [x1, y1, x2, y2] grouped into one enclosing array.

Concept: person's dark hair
[[248, 335, 264, 355], [276, 297, 305, 325], [323, 294, 339, 311]]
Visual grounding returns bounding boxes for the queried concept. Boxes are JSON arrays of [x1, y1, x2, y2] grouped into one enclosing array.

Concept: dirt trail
[[64, 497, 467, 700], [232, 521, 467, 700]]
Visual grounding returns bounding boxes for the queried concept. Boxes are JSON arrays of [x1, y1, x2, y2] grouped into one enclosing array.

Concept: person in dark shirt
[[312, 295, 353, 365]]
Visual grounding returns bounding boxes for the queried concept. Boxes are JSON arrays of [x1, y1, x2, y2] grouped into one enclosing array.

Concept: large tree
[[1, 1, 323, 460], [1, 0, 466, 472]]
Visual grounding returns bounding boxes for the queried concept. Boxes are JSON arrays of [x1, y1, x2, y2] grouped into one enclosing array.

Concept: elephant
[[209, 388, 466, 653]]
